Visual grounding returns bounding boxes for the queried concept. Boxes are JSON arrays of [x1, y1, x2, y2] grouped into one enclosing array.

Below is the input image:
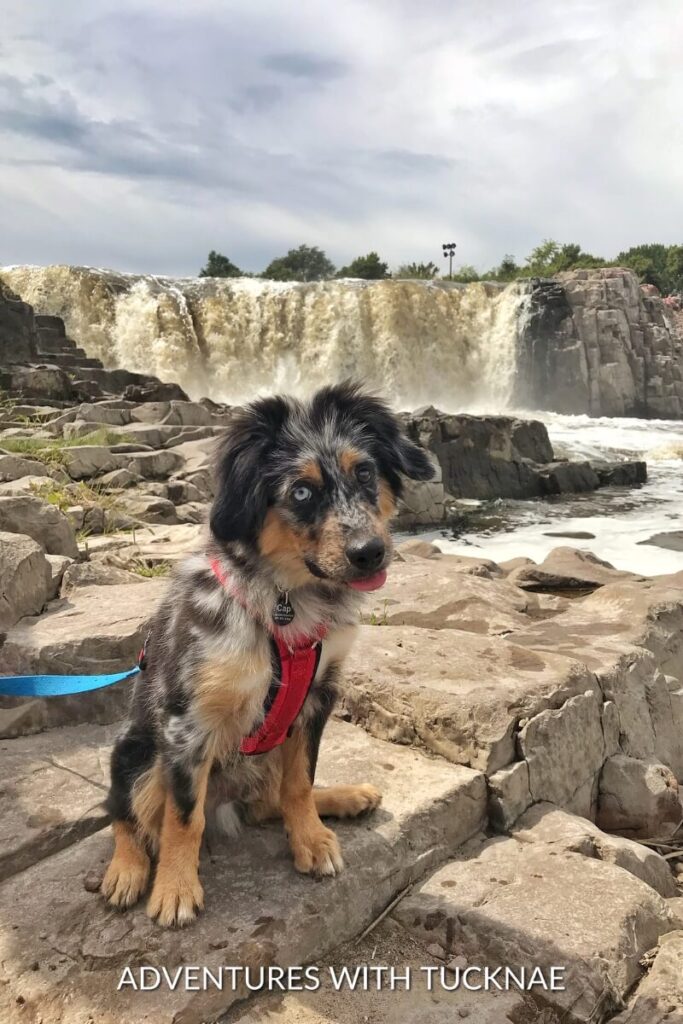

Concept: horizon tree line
[[199, 241, 683, 296]]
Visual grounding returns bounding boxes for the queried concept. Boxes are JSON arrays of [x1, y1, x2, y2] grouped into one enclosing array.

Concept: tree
[[262, 245, 335, 282], [199, 250, 243, 278], [395, 261, 440, 279], [337, 252, 389, 280], [450, 264, 480, 283], [489, 254, 519, 281], [616, 244, 682, 294]]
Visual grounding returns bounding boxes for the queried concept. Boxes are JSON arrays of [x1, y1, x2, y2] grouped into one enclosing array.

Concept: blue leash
[[0, 667, 139, 698]]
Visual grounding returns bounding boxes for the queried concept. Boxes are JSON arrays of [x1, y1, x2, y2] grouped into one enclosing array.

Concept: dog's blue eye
[[293, 485, 313, 503]]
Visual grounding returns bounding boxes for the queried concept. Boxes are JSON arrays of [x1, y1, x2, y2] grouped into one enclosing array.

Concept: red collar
[[210, 557, 326, 755]]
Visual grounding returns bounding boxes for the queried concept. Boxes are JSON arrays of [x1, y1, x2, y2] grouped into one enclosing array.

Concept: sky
[[1, 0, 682, 277]]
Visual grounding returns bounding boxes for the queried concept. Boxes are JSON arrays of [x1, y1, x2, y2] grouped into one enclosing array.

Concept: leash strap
[[0, 667, 139, 698]]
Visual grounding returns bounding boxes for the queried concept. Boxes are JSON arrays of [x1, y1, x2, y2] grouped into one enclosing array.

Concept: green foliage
[[337, 251, 389, 280], [449, 264, 480, 283], [199, 251, 243, 278], [395, 261, 440, 280], [0, 429, 132, 465], [262, 245, 335, 282], [616, 244, 683, 295], [129, 559, 172, 578]]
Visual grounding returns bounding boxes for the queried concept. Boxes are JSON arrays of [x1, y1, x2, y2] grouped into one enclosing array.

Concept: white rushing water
[[1, 265, 526, 411], [435, 412, 683, 575], [2, 264, 681, 576]]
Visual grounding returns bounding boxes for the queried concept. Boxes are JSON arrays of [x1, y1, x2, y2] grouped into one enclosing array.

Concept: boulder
[[0, 721, 485, 1024], [394, 833, 675, 1024], [340, 623, 594, 773], [509, 546, 634, 591], [0, 454, 52, 482], [62, 446, 124, 480], [487, 760, 532, 830], [0, 579, 167, 732], [597, 755, 681, 839], [45, 553, 73, 599], [124, 449, 183, 480], [60, 561, 143, 594], [610, 931, 683, 1023], [118, 493, 179, 524], [0, 494, 78, 557], [0, 531, 50, 629], [513, 803, 677, 897], [7, 363, 74, 401]]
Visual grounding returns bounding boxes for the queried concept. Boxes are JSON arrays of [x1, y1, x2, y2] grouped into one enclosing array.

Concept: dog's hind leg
[[313, 784, 382, 818]]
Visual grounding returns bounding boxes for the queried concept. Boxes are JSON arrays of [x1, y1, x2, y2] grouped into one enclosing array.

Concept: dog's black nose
[[346, 537, 385, 573]]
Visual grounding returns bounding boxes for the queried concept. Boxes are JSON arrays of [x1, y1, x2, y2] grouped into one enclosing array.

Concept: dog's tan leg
[[146, 761, 211, 927], [101, 820, 151, 908], [280, 729, 344, 876], [314, 784, 382, 818]]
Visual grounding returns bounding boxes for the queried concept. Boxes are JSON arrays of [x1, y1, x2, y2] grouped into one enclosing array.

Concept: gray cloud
[[0, 1, 681, 277]]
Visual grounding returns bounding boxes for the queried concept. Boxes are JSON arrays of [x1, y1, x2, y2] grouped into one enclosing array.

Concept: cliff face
[[516, 268, 683, 418], [0, 279, 38, 364]]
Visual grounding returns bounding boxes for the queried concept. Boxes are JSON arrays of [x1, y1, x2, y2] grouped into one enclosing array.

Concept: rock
[[0, 454, 52, 482], [518, 690, 605, 817], [0, 721, 486, 1024], [340, 623, 594, 773], [597, 755, 681, 840], [517, 269, 683, 418], [0, 531, 50, 629], [610, 931, 683, 1022], [118, 493, 179, 524], [97, 467, 141, 489], [0, 279, 39, 362], [395, 539, 443, 560], [0, 580, 166, 732], [44, 554, 73, 599], [509, 545, 633, 591], [538, 460, 600, 494], [0, 723, 113, 882], [394, 833, 675, 1023], [543, 530, 597, 540], [395, 453, 448, 527], [122, 379, 189, 402], [640, 531, 683, 552], [596, 461, 648, 487], [124, 448, 183, 480], [513, 803, 678, 897], [60, 561, 143, 594], [0, 473, 68, 496], [6, 363, 74, 401], [0, 495, 78, 557], [62, 445, 124, 480], [362, 559, 531, 633], [487, 761, 532, 830]]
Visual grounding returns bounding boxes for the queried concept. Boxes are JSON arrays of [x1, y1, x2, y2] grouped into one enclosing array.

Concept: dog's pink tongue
[[347, 569, 387, 592]]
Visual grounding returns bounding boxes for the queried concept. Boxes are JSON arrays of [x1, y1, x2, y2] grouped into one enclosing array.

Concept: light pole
[[442, 242, 457, 280]]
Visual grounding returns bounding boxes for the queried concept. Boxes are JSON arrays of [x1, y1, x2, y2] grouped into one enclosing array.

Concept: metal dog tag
[[272, 592, 295, 627]]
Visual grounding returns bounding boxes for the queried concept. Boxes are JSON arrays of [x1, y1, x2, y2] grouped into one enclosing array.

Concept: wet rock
[[0, 531, 50, 630], [640, 531, 683, 552], [0, 494, 78, 557], [597, 755, 681, 840], [509, 545, 633, 591], [596, 460, 648, 487]]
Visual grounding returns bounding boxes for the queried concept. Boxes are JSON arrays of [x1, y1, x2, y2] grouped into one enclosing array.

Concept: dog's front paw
[[101, 849, 150, 909], [341, 783, 382, 817], [291, 824, 344, 877], [146, 869, 204, 927]]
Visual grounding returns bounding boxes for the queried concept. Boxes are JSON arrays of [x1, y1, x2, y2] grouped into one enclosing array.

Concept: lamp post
[[442, 242, 457, 280]]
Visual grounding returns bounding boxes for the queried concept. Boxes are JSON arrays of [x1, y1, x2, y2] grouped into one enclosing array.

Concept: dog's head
[[210, 381, 434, 589]]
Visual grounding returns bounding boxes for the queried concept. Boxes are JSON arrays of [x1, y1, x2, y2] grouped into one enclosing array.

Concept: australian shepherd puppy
[[100, 381, 434, 926]]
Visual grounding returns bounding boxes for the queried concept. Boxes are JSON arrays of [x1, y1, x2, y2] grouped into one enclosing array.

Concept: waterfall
[[1, 265, 527, 411]]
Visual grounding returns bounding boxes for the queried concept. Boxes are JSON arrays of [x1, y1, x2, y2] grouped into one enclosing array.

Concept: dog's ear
[[210, 396, 291, 543], [310, 381, 435, 496]]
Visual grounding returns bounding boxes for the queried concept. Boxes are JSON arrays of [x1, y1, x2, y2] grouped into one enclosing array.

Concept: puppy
[[100, 381, 434, 926]]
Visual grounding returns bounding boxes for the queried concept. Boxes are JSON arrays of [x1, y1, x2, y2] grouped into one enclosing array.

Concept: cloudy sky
[[1, 0, 681, 276]]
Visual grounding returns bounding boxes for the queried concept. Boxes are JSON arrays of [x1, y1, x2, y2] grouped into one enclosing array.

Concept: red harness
[[209, 559, 327, 756]]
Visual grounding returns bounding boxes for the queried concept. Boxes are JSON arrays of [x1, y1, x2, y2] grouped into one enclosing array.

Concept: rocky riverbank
[[1, 282, 683, 1023]]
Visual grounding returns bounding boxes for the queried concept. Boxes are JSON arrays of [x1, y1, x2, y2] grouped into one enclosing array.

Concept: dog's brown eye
[[292, 484, 313, 503], [356, 464, 374, 485]]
